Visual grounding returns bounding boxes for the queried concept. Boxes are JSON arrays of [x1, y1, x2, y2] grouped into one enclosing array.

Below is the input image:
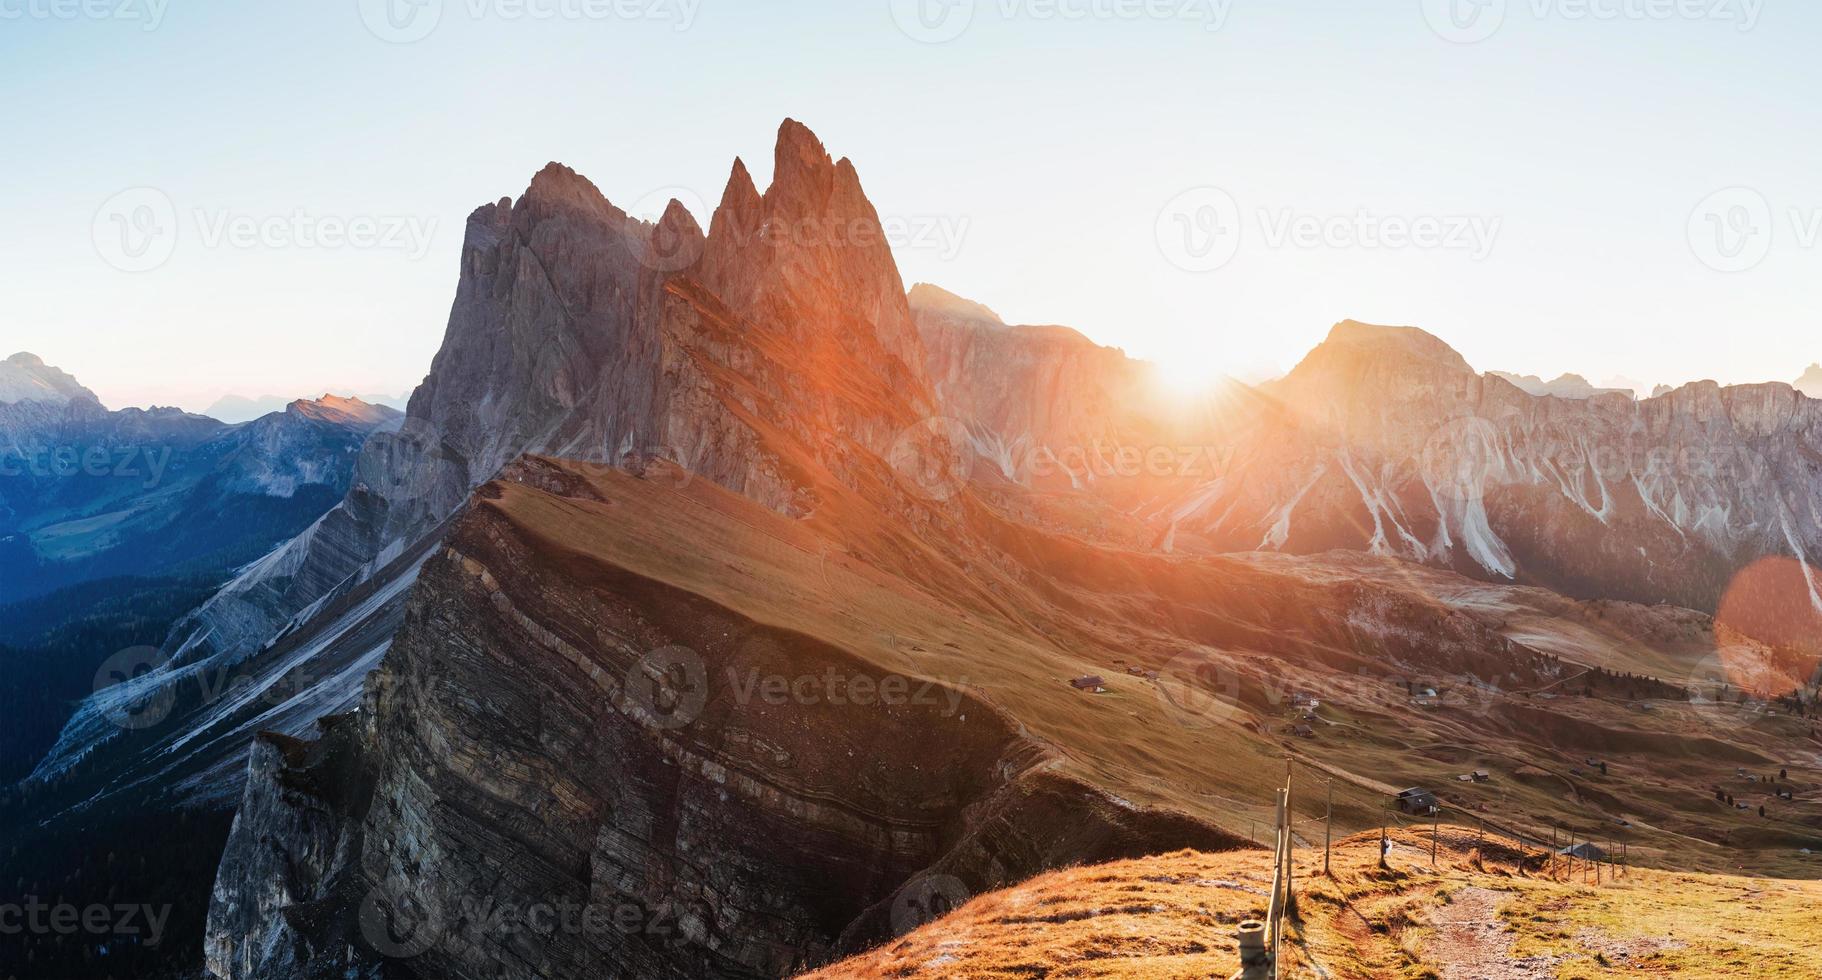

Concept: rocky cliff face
[[27, 119, 940, 815], [205, 449, 1812, 980], [1183, 322, 1822, 616], [910, 283, 1157, 488], [909, 304, 1822, 619], [204, 458, 1244, 980]]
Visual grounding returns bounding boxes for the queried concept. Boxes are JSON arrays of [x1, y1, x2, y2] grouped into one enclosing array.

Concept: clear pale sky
[[1, 0, 1816, 411]]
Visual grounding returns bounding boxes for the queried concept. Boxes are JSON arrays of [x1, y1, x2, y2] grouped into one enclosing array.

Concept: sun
[[1149, 356, 1223, 400]]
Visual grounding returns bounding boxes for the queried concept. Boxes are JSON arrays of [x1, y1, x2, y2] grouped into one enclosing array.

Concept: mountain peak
[[775, 117, 831, 173], [908, 283, 1004, 326], [286, 394, 402, 428], [1487, 371, 1629, 400], [1316, 320, 1474, 373], [699, 119, 926, 380], [0, 352, 101, 407], [521, 161, 618, 220], [1796, 363, 1822, 398]]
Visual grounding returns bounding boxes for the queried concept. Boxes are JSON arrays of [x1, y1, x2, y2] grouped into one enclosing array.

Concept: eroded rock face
[[32, 119, 936, 809], [207, 460, 1239, 980], [911, 305, 1822, 618]]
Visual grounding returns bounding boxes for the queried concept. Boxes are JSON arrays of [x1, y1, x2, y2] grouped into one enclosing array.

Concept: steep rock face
[[910, 283, 1160, 488], [703, 121, 927, 388], [204, 718, 378, 980], [27, 120, 944, 818], [910, 303, 1822, 618], [1176, 322, 1822, 614], [206, 459, 1241, 980], [201, 450, 1815, 980]]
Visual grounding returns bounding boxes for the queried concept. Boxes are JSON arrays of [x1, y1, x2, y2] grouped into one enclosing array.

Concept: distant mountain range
[[1486, 370, 1636, 400], [206, 391, 409, 424], [1798, 364, 1822, 399], [0, 358, 402, 605]]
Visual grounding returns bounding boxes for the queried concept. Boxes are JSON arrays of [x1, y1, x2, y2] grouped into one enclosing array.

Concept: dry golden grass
[[801, 829, 1822, 979]]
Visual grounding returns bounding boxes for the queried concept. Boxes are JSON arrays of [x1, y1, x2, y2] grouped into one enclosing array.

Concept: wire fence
[[1233, 760, 1637, 977]]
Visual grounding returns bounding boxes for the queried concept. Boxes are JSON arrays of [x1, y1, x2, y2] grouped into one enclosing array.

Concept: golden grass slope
[[801, 829, 1822, 979]]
